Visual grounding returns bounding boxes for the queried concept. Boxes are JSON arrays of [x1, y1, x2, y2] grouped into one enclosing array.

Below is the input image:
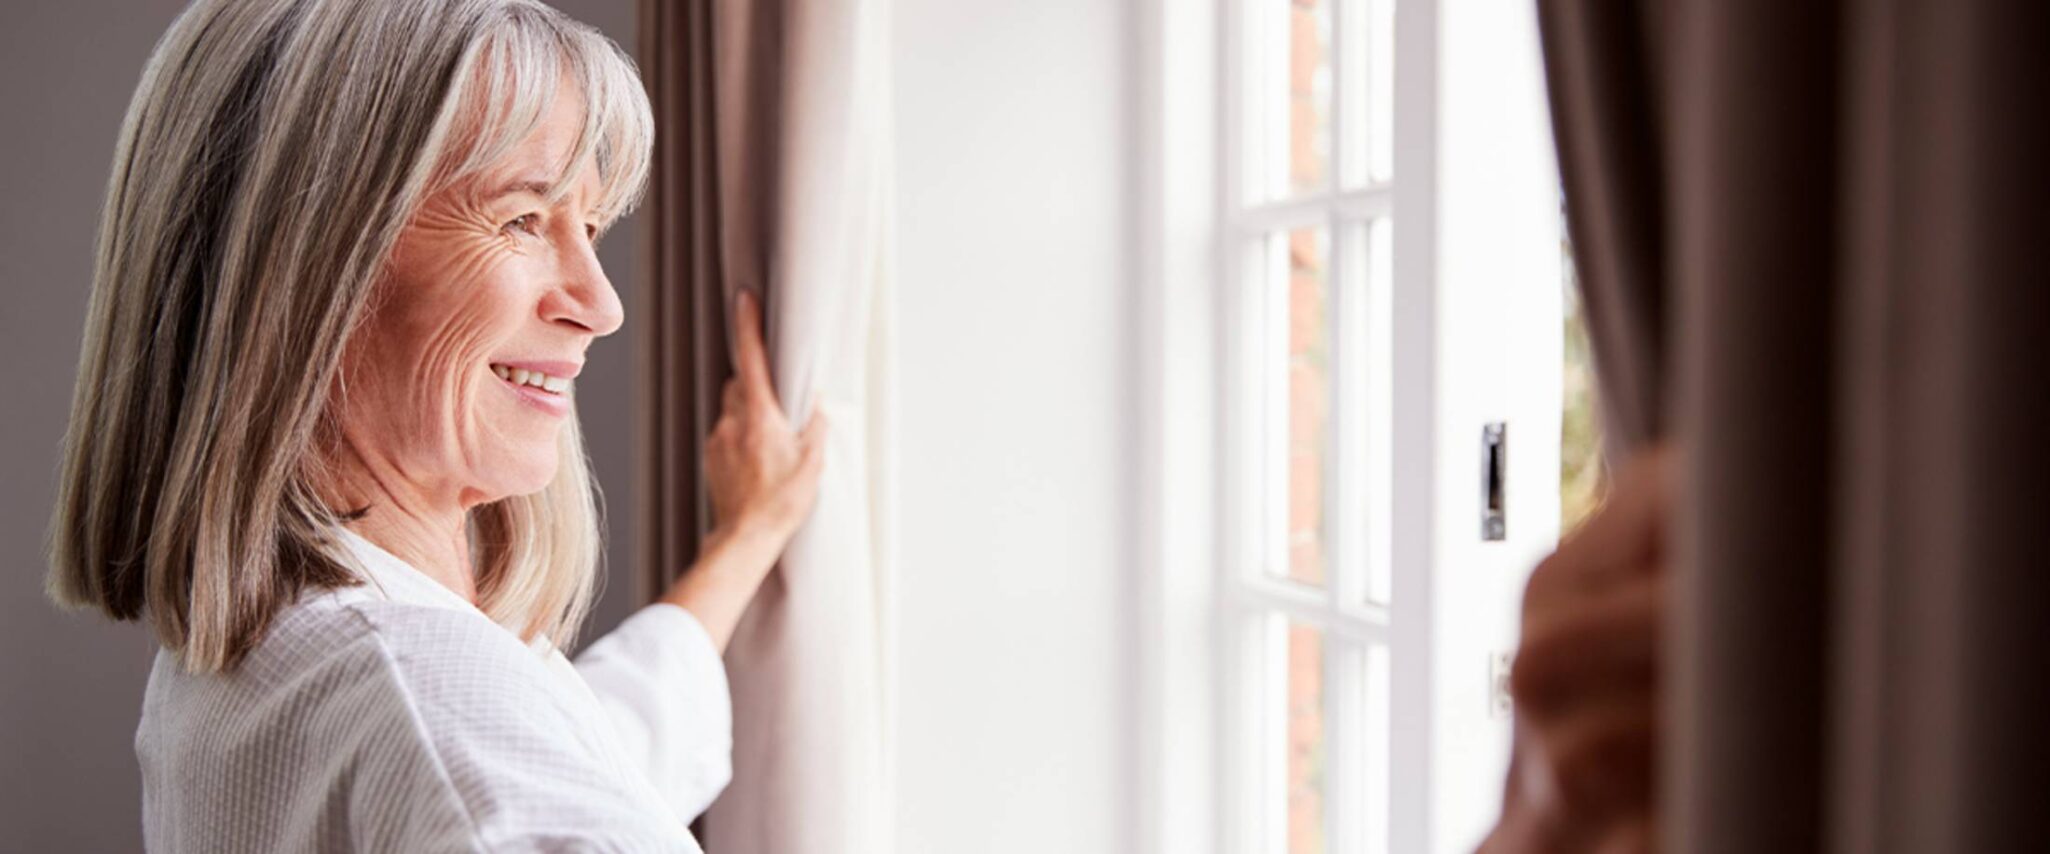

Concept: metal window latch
[[1490, 651, 1515, 718], [1482, 422, 1507, 541]]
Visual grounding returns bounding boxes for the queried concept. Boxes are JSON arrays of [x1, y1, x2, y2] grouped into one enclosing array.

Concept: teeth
[[490, 364, 572, 394]]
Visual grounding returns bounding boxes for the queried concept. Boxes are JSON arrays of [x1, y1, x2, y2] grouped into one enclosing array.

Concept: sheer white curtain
[[640, 0, 894, 850]]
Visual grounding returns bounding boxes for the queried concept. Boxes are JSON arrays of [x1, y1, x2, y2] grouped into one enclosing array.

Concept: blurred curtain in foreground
[[1536, 0, 2048, 851], [639, 0, 896, 851]]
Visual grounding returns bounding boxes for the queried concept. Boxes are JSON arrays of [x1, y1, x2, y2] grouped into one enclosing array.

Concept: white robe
[[135, 526, 729, 853]]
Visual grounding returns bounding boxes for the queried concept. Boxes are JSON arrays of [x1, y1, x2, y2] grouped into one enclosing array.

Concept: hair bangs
[[429, 2, 652, 230]]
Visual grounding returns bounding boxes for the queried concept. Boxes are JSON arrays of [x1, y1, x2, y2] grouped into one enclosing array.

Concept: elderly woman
[[46, 0, 815, 850]]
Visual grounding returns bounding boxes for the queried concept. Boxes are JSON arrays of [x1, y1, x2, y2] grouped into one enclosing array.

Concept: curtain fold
[[1535, 0, 1669, 451], [639, 1, 895, 851], [1534, 1, 2049, 851]]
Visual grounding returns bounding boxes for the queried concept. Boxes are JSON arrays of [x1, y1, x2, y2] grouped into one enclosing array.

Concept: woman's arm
[[570, 289, 824, 819], [659, 288, 827, 651], [658, 521, 798, 653]]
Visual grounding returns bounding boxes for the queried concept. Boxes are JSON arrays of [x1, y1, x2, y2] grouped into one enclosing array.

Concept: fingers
[[798, 405, 830, 473], [1532, 695, 1656, 819], [800, 403, 829, 445], [1495, 442, 1672, 854], [1523, 446, 1672, 617], [1513, 574, 1663, 718], [1475, 800, 1552, 854], [730, 289, 775, 406], [1594, 815, 1657, 854], [722, 377, 746, 419]]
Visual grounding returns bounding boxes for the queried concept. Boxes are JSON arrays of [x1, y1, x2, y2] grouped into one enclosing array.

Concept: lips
[[488, 360, 580, 416], [490, 363, 572, 394]]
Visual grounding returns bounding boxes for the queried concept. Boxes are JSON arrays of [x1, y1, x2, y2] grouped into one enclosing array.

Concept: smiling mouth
[[490, 363, 572, 395]]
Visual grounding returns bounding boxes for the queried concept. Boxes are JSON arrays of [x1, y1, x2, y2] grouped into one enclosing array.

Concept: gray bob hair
[[47, 0, 653, 673]]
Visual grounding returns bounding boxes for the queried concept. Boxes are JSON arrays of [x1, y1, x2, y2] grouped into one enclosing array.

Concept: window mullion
[[1232, 189, 1391, 235], [1226, 583, 1391, 645], [1263, 232, 1291, 584], [1329, 641, 1365, 854], [1330, 211, 1363, 614]]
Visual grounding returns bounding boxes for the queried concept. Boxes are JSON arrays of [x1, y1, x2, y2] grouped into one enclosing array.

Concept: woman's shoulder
[[138, 591, 583, 802], [136, 594, 670, 852], [143, 589, 558, 726], [250, 596, 654, 802], [262, 588, 560, 699]]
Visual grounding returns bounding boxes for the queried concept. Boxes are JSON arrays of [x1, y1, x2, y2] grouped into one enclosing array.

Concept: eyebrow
[[488, 177, 557, 201]]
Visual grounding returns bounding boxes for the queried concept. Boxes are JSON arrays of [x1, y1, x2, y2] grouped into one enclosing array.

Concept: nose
[[541, 234, 625, 337]]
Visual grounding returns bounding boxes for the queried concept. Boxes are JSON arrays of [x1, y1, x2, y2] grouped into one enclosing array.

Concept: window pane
[[1286, 622, 1327, 854], [1277, 227, 1331, 587], [1339, 0, 1396, 186], [1290, 0, 1333, 195], [1560, 207, 1606, 533], [1258, 0, 1333, 199]]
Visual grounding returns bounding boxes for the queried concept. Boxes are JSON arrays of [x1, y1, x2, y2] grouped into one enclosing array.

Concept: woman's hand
[[703, 289, 828, 544], [660, 290, 827, 651], [1483, 445, 1670, 854]]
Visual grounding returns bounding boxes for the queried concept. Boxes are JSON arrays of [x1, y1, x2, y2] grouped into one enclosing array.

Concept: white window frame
[[1135, 2, 1566, 854], [1217, 1, 1420, 853]]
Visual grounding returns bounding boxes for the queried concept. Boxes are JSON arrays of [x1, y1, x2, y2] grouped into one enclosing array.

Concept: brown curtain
[[640, 0, 723, 580], [1536, 1, 2049, 851], [639, 0, 895, 851]]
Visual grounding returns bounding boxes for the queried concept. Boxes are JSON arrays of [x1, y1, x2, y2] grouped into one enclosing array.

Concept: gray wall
[[0, 2, 640, 849]]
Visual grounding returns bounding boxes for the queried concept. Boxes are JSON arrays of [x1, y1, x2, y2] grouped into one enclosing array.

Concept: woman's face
[[334, 89, 622, 507]]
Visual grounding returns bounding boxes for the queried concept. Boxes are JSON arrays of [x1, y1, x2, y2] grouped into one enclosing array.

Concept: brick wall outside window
[[1285, 3, 1330, 852]]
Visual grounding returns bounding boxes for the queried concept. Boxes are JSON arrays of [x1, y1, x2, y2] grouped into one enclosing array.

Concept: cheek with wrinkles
[[356, 226, 529, 473], [409, 299, 496, 472], [335, 168, 585, 502]]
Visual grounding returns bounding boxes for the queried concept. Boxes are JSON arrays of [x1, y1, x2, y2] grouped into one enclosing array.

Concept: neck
[[323, 436, 479, 604]]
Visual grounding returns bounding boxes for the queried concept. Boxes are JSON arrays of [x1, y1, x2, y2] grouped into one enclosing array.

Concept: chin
[[504, 456, 562, 497], [478, 441, 563, 500]]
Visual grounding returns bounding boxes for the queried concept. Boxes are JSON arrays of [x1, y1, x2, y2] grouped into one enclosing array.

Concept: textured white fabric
[[135, 526, 731, 853]]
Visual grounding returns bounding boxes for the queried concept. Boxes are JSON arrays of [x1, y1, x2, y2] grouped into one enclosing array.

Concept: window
[[1130, 1, 1571, 853], [1220, 3, 1400, 853], [1136, 1, 1562, 851]]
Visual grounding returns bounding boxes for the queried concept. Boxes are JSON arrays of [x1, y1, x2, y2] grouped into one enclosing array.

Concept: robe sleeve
[[572, 603, 736, 822], [347, 604, 706, 852]]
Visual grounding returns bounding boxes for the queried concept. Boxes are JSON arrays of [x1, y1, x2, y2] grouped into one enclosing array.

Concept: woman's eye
[[504, 213, 541, 236]]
